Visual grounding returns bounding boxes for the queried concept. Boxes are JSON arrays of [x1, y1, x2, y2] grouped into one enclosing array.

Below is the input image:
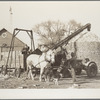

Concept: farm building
[[0, 28, 26, 68], [65, 32, 100, 69]]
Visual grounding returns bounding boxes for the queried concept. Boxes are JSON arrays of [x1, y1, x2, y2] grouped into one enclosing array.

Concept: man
[[42, 61, 53, 82], [70, 52, 77, 83], [22, 44, 30, 71], [60, 59, 71, 78], [82, 58, 90, 70], [61, 48, 67, 60], [22, 44, 30, 55], [84, 58, 90, 66], [43, 61, 60, 85]]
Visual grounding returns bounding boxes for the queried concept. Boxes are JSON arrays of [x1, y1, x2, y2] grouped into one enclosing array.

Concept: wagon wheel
[[86, 62, 97, 77], [75, 68, 82, 75]]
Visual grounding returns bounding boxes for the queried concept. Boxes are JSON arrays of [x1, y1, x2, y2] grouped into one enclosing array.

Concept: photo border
[[0, 0, 100, 99]]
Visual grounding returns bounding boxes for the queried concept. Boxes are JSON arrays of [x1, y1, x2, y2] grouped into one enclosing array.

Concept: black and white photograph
[[0, 1, 100, 99]]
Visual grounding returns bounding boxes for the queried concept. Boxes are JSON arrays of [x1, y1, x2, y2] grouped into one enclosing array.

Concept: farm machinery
[[2, 23, 97, 78], [50, 23, 98, 78]]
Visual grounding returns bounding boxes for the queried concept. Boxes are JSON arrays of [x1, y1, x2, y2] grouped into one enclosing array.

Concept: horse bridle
[[44, 52, 52, 62], [34, 52, 54, 68]]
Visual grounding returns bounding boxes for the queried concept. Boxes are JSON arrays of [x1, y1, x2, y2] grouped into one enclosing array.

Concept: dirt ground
[[0, 70, 100, 89]]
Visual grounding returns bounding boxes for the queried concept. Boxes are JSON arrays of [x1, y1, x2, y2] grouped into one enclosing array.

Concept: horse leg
[[39, 67, 45, 82], [46, 75, 50, 85], [30, 70, 34, 80], [28, 70, 34, 80]]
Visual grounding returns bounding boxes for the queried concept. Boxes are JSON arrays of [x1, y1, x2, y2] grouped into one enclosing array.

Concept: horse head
[[45, 49, 55, 64]]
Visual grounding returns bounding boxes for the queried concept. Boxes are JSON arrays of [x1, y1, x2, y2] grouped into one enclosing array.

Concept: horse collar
[[44, 52, 51, 62]]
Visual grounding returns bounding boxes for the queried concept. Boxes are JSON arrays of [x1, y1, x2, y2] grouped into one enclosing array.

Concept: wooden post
[[23, 54, 27, 71], [14, 50, 17, 76]]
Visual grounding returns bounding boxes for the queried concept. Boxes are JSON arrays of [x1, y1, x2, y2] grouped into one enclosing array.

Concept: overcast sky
[[0, 1, 100, 47]]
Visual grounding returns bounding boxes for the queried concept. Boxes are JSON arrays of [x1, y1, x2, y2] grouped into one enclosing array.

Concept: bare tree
[[33, 20, 82, 48], [33, 20, 66, 48], [65, 20, 82, 36]]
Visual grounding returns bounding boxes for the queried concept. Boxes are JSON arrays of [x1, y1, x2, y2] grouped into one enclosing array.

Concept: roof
[[0, 28, 26, 46], [0, 28, 7, 36], [77, 32, 100, 42], [68, 32, 100, 43]]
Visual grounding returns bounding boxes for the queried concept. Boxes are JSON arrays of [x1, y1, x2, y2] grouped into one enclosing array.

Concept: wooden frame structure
[[5, 28, 35, 74]]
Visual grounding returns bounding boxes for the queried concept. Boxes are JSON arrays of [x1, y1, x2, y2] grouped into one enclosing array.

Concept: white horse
[[27, 49, 55, 81]]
